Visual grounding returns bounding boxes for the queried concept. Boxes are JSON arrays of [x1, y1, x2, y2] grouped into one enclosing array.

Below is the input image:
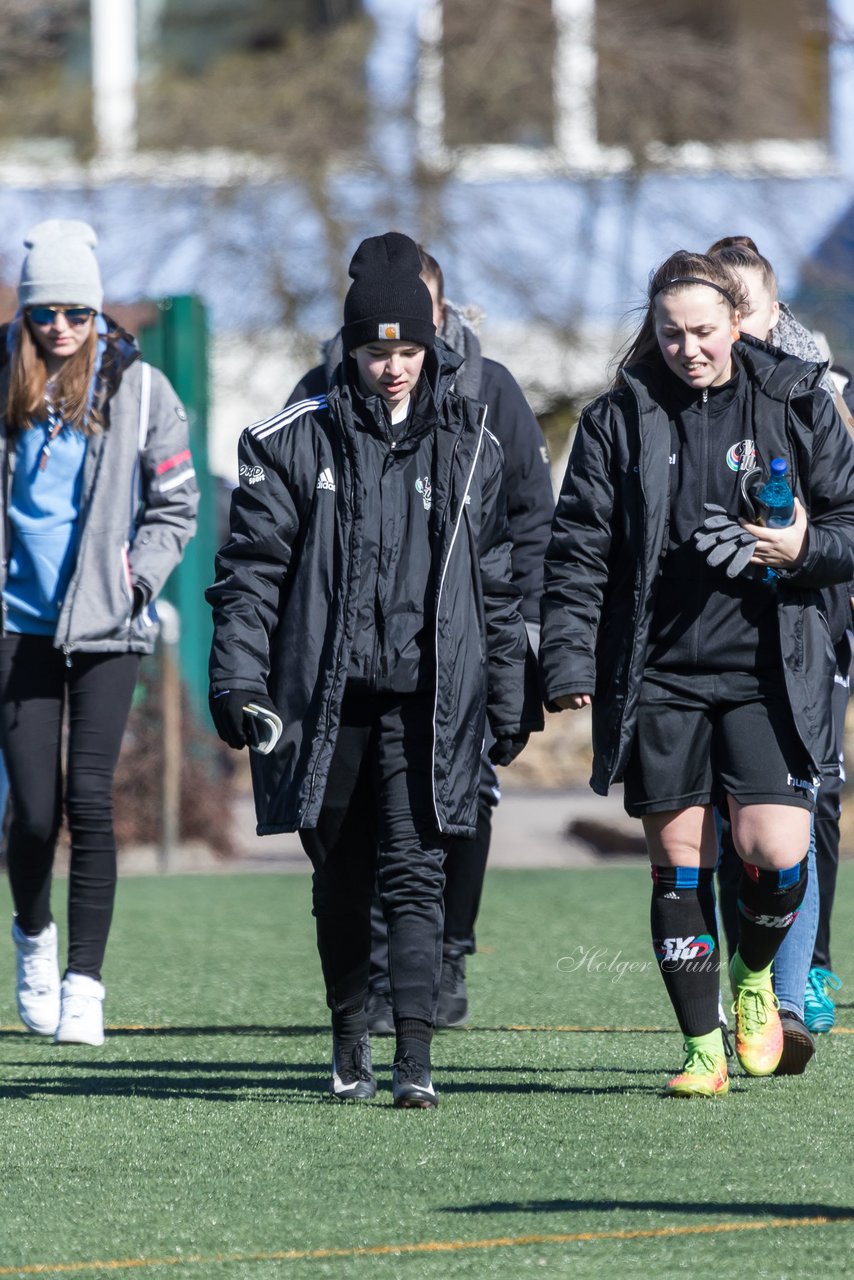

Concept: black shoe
[[774, 1010, 816, 1076], [330, 1032, 378, 1101], [392, 1052, 438, 1109], [436, 952, 469, 1029], [366, 986, 394, 1035]]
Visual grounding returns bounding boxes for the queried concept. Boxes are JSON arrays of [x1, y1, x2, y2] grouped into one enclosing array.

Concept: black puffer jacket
[[289, 325, 554, 624], [540, 339, 854, 794], [208, 345, 542, 836]]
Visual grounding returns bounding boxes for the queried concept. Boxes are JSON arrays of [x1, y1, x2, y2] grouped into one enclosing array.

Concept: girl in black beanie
[[208, 231, 541, 1108]]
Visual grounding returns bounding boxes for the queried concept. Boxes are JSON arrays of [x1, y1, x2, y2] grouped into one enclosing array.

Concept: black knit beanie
[[341, 231, 436, 353]]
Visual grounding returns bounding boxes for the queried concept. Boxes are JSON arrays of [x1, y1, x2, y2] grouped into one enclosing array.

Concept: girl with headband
[[540, 249, 854, 1097]]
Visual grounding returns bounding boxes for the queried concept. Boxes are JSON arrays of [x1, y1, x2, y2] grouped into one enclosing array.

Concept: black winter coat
[[208, 347, 542, 836], [289, 343, 554, 624], [540, 340, 854, 795]]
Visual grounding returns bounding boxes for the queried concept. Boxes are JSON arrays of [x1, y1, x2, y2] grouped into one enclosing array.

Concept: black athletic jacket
[[540, 338, 854, 794], [208, 345, 542, 836], [289, 343, 554, 624]]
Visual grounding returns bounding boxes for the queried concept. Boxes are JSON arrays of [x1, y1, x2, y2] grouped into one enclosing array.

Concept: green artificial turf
[[0, 864, 851, 1278]]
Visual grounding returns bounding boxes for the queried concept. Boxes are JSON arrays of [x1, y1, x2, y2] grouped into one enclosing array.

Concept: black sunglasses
[[28, 305, 95, 327]]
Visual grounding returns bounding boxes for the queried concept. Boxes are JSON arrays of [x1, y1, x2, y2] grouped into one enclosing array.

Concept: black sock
[[650, 866, 721, 1036], [331, 1001, 368, 1055], [737, 857, 808, 972], [395, 1017, 432, 1069]]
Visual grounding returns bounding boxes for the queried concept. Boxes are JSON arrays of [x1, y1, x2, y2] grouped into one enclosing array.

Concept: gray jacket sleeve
[[128, 366, 199, 602]]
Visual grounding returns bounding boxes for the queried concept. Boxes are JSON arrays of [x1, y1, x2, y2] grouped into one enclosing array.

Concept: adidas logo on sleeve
[[316, 467, 336, 492]]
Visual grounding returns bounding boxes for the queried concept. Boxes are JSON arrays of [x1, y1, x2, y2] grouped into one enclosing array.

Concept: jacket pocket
[[63, 537, 136, 645]]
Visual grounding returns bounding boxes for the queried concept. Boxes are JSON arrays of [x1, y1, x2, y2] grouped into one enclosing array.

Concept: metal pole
[[158, 601, 181, 872], [91, 0, 138, 160]]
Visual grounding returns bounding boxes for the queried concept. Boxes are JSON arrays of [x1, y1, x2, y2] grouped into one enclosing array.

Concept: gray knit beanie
[[18, 219, 104, 312]]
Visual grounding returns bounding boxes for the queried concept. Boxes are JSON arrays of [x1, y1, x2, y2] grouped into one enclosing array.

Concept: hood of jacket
[[439, 301, 483, 399], [329, 335, 466, 422]]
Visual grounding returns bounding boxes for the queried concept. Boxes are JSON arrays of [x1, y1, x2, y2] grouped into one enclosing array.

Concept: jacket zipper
[[302, 401, 357, 821], [368, 445, 395, 689], [606, 382, 669, 778], [430, 408, 485, 832], [693, 386, 709, 667], [52, 432, 107, 659], [0, 436, 13, 638], [777, 369, 815, 764], [783, 371, 810, 493]]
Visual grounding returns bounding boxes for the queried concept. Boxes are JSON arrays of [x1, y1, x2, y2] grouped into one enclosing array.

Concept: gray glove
[[693, 504, 757, 578]]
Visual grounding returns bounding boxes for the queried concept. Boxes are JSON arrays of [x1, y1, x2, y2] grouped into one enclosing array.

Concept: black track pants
[[299, 690, 449, 1024]]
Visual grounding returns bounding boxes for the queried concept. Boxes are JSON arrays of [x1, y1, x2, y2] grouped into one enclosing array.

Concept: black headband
[[651, 276, 737, 308]]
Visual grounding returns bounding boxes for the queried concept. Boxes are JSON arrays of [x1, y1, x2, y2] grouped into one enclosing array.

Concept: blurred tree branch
[[0, 0, 82, 77]]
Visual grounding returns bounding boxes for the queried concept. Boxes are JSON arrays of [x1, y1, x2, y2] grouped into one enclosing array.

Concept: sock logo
[[654, 934, 715, 963], [738, 904, 799, 929]]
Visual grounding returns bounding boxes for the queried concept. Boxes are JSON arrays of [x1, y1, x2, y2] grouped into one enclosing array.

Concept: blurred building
[[0, 0, 852, 477]]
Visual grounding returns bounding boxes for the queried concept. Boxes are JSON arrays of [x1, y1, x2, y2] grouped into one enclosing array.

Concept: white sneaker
[[55, 973, 106, 1046], [12, 918, 61, 1036]]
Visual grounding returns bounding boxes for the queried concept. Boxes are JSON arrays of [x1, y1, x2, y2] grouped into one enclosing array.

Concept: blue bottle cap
[[770, 457, 787, 475]]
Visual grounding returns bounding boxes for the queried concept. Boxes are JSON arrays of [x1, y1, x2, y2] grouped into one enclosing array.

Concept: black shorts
[[622, 669, 818, 817]]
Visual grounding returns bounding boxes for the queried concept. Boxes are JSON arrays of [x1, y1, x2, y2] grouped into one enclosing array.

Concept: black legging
[[0, 634, 139, 980]]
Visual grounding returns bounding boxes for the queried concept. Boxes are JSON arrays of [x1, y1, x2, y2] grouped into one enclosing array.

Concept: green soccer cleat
[[665, 1041, 729, 1097], [729, 954, 783, 1076]]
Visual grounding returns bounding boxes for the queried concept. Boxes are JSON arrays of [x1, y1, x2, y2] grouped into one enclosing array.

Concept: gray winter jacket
[[0, 319, 198, 656]]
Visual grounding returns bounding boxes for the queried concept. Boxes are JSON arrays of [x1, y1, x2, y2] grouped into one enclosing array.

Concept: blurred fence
[[139, 294, 218, 720]]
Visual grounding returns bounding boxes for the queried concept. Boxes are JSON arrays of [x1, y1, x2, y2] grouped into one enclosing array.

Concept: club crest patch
[[726, 439, 756, 472]]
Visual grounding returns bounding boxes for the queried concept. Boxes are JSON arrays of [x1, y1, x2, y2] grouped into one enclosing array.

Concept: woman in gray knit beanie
[[1, 218, 198, 1049], [10, 220, 105, 429], [18, 218, 104, 313]]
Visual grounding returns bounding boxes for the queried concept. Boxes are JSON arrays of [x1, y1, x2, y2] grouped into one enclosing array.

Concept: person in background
[[708, 236, 849, 1059], [208, 232, 541, 1108], [540, 249, 854, 1098], [0, 219, 198, 1045], [286, 245, 554, 1031]]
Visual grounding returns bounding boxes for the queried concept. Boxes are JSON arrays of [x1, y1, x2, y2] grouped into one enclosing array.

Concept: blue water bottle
[[754, 458, 795, 528]]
